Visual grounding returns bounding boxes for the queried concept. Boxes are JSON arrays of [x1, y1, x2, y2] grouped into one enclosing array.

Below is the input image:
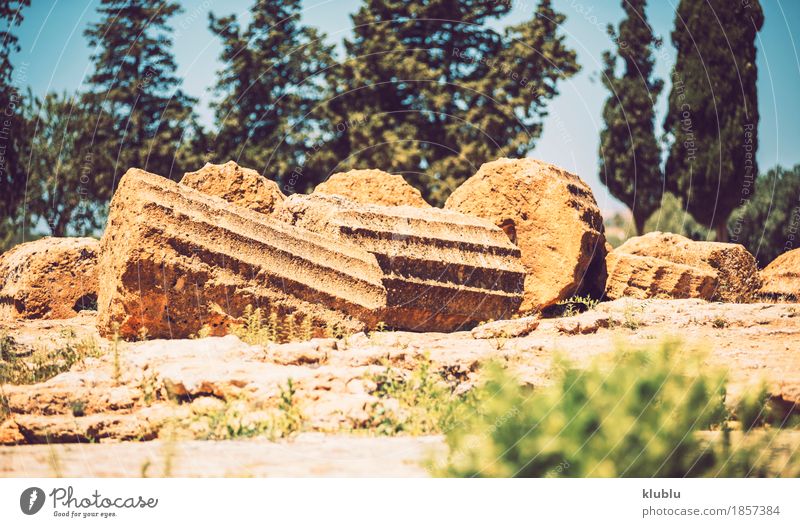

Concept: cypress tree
[[664, 0, 764, 241], [209, 0, 334, 192], [83, 0, 200, 185], [311, 0, 578, 204], [599, 0, 663, 235]]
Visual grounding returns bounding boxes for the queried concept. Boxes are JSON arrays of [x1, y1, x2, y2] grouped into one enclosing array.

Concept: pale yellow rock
[[445, 158, 607, 312], [616, 232, 760, 302], [315, 169, 431, 208], [0, 237, 99, 320], [759, 248, 800, 300], [181, 160, 286, 215]]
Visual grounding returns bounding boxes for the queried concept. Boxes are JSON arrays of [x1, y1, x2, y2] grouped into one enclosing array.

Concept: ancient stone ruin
[[180, 160, 286, 216], [273, 193, 525, 331], [1, 159, 778, 340], [97, 166, 526, 339], [445, 158, 608, 313], [759, 247, 800, 300], [611, 232, 761, 302], [0, 237, 99, 320], [97, 168, 387, 340], [314, 169, 431, 208]]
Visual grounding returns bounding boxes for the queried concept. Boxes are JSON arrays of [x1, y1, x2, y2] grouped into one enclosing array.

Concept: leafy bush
[[434, 339, 798, 477]]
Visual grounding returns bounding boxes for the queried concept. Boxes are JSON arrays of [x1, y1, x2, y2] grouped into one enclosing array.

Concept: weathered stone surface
[[315, 169, 431, 208], [616, 232, 760, 302], [605, 251, 718, 301], [0, 237, 99, 320], [553, 311, 611, 335], [471, 316, 540, 339], [180, 160, 286, 215], [3, 299, 800, 450], [760, 248, 800, 300], [0, 435, 444, 476], [273, 193, 525, 331], [444, 158, 607, 313], [97, 168, 387, 339]]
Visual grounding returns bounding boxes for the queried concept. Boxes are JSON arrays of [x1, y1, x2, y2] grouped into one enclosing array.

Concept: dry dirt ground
[[1, 298, 799, 477]]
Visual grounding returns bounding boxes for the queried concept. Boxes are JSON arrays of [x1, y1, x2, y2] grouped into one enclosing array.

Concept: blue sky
[[11, 0, 800, 214]]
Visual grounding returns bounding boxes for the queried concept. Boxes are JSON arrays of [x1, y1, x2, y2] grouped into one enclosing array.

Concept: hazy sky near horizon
[[10, 0, 800, 215]]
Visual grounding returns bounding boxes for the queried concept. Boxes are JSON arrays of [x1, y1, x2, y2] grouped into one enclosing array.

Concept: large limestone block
[[605, 251, 718, 301], [444, 158, 607, 312], [273, 193, 525, 331], [0, 237, 99, 320], [180, 160, 286, 215], [759, 248, 800, 300], [616, 232, 761, 302], [315, 169, 431, 208], [97, 169, 387, 339]]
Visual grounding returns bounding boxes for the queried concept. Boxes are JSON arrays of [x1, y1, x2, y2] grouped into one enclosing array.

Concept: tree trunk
[[633, 212, 647, 237], [715, 221, 729, 242]]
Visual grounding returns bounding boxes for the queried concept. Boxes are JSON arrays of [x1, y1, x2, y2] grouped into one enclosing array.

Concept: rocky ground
[[2, 298, 800, 477]]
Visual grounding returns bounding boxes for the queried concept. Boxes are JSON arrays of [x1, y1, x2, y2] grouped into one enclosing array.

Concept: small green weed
[[232, 305, 314, 345], [551, 295, 600, 318], [0, 332, 102, 385], [364, 357, 471, 436]]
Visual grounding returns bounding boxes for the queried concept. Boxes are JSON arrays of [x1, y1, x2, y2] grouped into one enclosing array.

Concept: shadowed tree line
[[0, 0, 796, 265], [600, 0, 795, 265]]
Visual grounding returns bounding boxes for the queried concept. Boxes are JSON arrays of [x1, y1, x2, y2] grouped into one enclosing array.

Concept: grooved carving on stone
[[97, 169, 386, 339], [274, 193, 525, 331], [605, 251, 718, 301]]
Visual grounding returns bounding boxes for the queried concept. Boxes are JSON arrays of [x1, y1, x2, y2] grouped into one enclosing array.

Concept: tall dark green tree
[[23, 91, 108, 237], [209, 0, 334, 191], [664, 0, 764, 242], [599, 0, 663, 235], [83, 0, 201, 186], [0, 0, 30, 250], [728, 164, 800, 266], [310, 0, 578, 204]]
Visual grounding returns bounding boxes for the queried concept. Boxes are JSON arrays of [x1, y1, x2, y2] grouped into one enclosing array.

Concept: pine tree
[[310, 0, 578, 204], [0, 0, 30, 249], [599, 0, 663, 235], [83, 0, 200, 186], [209, 0, 334, 192], [664, 0, 764, 242]]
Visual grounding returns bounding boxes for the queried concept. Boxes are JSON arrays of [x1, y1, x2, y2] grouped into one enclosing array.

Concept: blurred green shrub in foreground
[[434, 339, 798, 477]]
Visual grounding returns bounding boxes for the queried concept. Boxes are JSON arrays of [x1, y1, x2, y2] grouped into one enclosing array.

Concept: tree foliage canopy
[[599, 0, 663, 235], [83, 0, 201, 183], [0, 0, 31, 248], [209, 0, 334, 191], [729, 164, 800, 266], [309, 0, 578, 204], [664, 0, 764, 240]]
